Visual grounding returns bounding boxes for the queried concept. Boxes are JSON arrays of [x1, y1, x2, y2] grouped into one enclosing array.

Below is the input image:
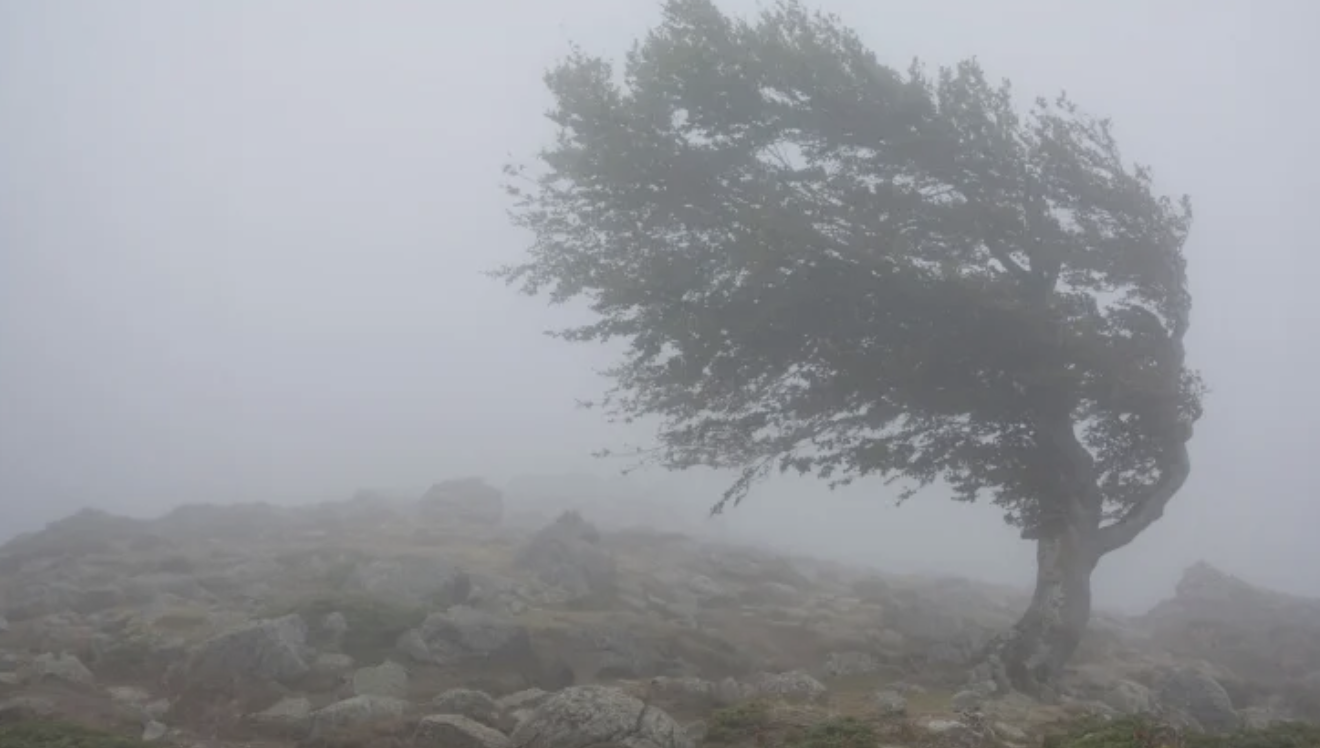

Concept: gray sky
[[2, 0, 1316, 612]]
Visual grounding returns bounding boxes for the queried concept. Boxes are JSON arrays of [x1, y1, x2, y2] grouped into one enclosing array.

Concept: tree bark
[[982, 518, 1100, 698]]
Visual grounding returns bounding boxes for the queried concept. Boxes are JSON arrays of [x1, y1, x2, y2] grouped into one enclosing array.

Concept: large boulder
[[510, 685, 693, 748], [515, 512, 617, 604], [1142, 562, 1320, 688], [173, 614, 310, 690], [415, 714, 511, 748], [397, 606, 540, 683], [1156, 664, 1241, 733], [419, 478, 505, 526]]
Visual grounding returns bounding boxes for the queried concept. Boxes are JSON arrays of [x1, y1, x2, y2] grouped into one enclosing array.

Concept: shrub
[[0, 720, 149, 748], [1043, 715, 1320, 748]]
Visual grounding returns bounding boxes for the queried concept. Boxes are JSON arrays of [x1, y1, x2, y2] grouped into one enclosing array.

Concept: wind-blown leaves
[[497, 0, 1202, 542]]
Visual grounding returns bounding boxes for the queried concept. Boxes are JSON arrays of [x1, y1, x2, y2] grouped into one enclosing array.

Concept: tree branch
[[987, 241, 1032, 281], [1095, 436, 1191, 555]]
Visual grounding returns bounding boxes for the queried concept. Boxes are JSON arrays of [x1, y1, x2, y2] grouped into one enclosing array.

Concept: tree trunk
[[984, 520, 1099, 697]]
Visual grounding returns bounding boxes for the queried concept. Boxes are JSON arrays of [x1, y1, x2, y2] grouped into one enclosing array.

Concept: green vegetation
[[791, 717, 878, 748], [0, 721, 148, 748], [270, 593, 427, 663], [706, 703, 878, 748], [706, 701, 772, 744], [1043, 716, 1320, 748]]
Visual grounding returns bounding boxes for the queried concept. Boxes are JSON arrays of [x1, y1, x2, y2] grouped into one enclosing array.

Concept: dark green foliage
[[791, 717, 877, 748], [1043, 716, 1320, 748], [0, 721, 148, 748], [272, 594, 426, 663], [498, 0, 1202, 547], [706, 701, 771, 744]]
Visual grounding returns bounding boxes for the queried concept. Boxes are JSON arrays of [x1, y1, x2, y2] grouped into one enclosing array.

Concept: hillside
[[0, 479, 1316, 747]]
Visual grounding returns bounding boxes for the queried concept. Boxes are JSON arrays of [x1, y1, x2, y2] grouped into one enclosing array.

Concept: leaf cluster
[[499, 0, 1203, 534]]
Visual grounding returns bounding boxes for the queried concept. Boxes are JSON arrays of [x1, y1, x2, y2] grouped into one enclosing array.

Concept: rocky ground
[[0, 479, 1317, 747]]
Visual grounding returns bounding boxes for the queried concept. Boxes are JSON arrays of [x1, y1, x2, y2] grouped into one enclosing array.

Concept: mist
[[2, 0, 1317, 615]]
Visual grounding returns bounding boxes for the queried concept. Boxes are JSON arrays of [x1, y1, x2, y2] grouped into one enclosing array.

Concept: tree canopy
[[498, 0, 1203, 550]]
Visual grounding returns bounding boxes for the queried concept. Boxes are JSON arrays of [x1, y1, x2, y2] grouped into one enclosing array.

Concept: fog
[[2, 0, 1316, 614]]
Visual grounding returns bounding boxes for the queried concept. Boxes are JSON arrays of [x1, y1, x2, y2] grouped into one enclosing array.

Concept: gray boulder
[[515, 512, 617, 603], [510, 685, 692, 748], [433, 688, 508, 731], [309, 694, 410, 739], [398, 606, 535, 670], [415, 714, 511, 748], [352, 660, 409, 698], [419, 478, 505, 526], [1158, 665, 1241, 733], [177, 614, 310, 688]]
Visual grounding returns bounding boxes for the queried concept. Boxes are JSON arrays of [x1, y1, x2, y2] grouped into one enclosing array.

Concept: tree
[[496, 0, 1204, 694]]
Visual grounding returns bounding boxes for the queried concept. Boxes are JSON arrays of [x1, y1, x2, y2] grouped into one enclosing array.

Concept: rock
[[30, 652, 94, 686], [744, 671, 827, 704], [178, 614, 310, 688], [321, 611, 349, 648], [650, 676, 723, 710], [313, 652, 355, 675], [993, 721, 1028, 743], [352, 660, 409, 698], [415, 714, 511, 748], [951, 689, 984, 712], [1157, 664, 1241, 733], [498, 688, 551, 712], [433, 688, 507, 731], [399, 606, 536, 672], [419, 478, 505, 526], [249, 696, 314, 735], [510, 685, 693, 748], [824, 651, 881, 677], [873, 689, 907, 716], [141, 720, 168, 742], [343, 555, 469, 607], [1101, 679, 1157, 715], [309, 694, 410, 738], [684, 720, 708, 743], [515, 512, 617, 603], [570, 624, 667, 679], [1143, 562, 1320, 693]]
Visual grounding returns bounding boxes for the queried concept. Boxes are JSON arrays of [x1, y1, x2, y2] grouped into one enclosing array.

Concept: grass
[[1041, 716, 1320, 748], [705, 702, 883, 748], [0, 721, 149, 748]]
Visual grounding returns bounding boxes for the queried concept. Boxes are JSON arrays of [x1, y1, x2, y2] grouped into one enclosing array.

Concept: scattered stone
[[249, 696, 313, 735], [951, 689, 985, 712], [30, 652, 94, 686], [511, 686, 693, 748], [309, 694, 410, 738], [433, 688, 507, 731], [873, 689, 907, 716], [141, 720, 168, 742], [824, 651, 881, 677], [744, 671, 827, 704], [313, 651, 356, 675], [352, 660, 409, 698], [497, 688, 550, 712], [415, 714, 511, 748]]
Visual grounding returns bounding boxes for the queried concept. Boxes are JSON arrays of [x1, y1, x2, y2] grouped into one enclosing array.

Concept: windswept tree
[[497, 0, 1203, 693]]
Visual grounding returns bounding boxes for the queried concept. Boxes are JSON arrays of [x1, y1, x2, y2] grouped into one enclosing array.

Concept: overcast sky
[[2, 0, 1316, 612]]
